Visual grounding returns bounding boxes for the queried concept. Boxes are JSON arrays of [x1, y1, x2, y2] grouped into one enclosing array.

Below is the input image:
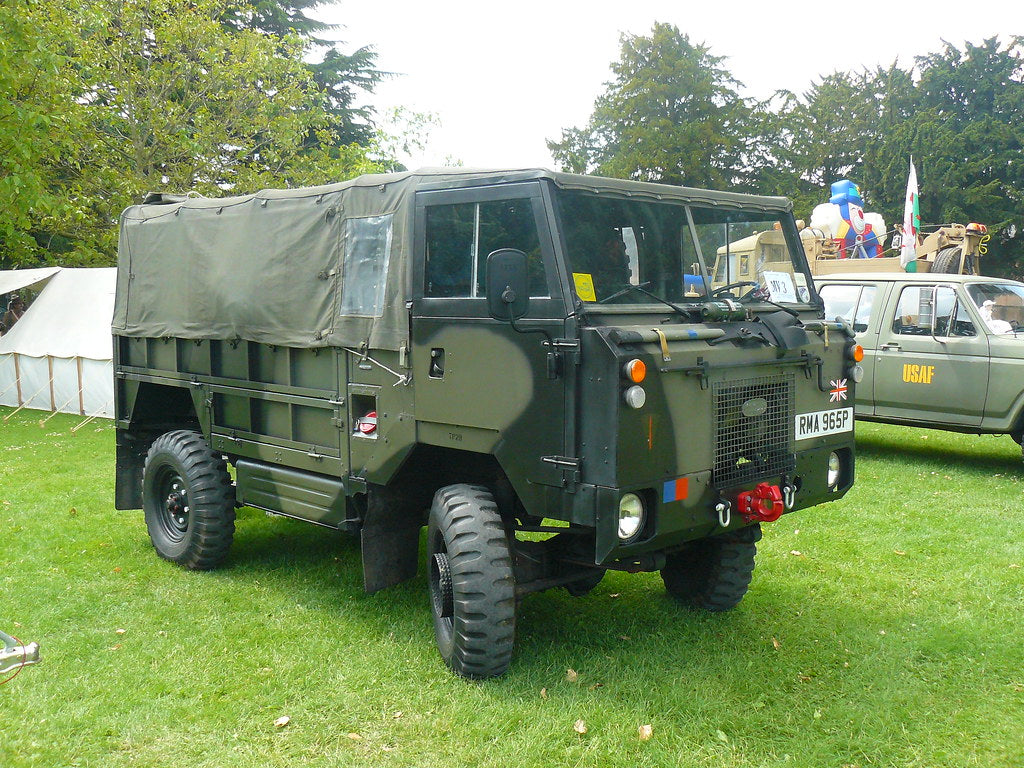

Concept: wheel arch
[[115, 381, 204, 510], [359, 444, 515, 594]]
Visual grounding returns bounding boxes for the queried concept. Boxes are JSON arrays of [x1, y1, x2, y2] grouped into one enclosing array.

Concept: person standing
[[1, 293, 26, 334]]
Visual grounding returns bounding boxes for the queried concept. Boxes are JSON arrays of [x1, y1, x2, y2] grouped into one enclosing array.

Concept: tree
[[547, 23, 752, 189], [222, 0, 387, 148], [0, 2, 83, 267], [766, 37, 1024, 276], [909, 37, 1024, 271], [1, 0, 386, 267]]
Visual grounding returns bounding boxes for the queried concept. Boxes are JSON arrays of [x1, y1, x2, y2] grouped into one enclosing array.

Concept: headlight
[[617, 493, 645, 540], [623, 385, 646, 409], [827, 451, 841, 488]]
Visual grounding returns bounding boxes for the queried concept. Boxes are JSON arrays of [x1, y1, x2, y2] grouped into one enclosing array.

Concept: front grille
[[713, 373, 795, 488]]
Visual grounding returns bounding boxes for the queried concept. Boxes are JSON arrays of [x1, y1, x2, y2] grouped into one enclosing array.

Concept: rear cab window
[[818, 283, 878, 334]]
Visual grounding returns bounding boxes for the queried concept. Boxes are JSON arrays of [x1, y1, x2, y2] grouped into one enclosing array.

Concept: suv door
[[872, 283, 990, 426]]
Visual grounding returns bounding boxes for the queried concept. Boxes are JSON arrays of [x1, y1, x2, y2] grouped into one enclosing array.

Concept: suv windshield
[[966, 282, 1024, 334], [556, 190, 813, 306]]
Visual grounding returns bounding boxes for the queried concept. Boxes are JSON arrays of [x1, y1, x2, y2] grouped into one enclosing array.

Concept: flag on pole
[[900, 158, 920, 269]]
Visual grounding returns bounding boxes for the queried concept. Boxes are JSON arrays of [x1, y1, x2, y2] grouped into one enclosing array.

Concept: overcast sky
[[320, 1, 1016, 170]]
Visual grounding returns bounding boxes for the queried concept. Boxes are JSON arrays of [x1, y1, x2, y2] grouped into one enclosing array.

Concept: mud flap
[[360, 484, 423, 594]]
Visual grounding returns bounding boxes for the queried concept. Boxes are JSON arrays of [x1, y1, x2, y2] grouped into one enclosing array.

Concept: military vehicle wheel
[[427, 484, 515, 678], [661, 524, 762, 611], [142, 430, 235, 570], [932, 246, 973, 275]]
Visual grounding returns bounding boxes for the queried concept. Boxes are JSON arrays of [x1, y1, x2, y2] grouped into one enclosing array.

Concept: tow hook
[[737, 482, 785, 523]]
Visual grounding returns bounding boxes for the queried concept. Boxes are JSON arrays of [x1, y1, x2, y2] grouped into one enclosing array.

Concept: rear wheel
[[427, 484, 515, 678], [661, 524, 761, 611], [142, 430, 235, 570]]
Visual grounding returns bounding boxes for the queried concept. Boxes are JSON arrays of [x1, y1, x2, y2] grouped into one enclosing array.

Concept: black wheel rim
[[156, 467, 190, 543], [429, 539, 454, 623]]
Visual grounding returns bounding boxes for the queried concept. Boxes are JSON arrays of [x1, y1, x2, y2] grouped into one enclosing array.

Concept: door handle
[[879, 343, 902, 352]]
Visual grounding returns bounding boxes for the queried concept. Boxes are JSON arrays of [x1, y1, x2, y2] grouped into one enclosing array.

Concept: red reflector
[[356, 411, 377, 434]]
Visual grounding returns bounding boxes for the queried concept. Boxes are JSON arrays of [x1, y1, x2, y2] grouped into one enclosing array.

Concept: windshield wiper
[[739, 292, 801, 318], [597, 282, 695, 319]]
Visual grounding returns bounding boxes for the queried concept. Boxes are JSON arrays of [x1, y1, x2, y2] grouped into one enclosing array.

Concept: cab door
[[872, 283, 990, 426], [410, 182, 574, 512]]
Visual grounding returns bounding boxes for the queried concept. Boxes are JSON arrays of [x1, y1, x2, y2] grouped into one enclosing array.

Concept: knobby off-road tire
[[427, 484, 516, 679], [142, 430, 235, 570], [661, 524, 762, 611]]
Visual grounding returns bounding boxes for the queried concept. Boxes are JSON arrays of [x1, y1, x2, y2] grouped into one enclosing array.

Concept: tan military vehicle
[[804, 222, 990, 276], [713, 222, 990, 286]]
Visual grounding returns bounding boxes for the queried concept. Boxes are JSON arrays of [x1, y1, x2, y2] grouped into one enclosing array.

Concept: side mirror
[[486, 248, 530, 321]]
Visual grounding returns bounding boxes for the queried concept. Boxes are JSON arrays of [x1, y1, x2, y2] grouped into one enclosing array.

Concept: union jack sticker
[[829, 379, 848, 402]]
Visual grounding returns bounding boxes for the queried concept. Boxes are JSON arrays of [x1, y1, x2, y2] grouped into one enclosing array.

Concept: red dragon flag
[[900, 158, 920, 270]]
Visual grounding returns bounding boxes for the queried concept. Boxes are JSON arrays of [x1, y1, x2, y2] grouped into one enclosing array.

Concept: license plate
[[795, 407, 853, 440]]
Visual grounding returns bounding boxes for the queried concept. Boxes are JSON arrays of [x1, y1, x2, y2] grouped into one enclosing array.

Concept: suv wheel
[[661, 524, 761, 611], [427, 484, 515, 678], [142, 430, 235, 569]]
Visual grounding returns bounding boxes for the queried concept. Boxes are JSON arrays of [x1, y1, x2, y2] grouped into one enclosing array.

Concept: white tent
[[0, 267, 116, 418]]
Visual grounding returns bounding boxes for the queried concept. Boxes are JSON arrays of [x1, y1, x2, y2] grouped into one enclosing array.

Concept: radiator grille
[[713, 373, 795, 488]]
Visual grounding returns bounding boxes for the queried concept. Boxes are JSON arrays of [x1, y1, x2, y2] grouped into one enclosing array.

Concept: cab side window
[[892, 286, 976, 337], [424, 199, 548, 298], [819, 284, 876, 333]]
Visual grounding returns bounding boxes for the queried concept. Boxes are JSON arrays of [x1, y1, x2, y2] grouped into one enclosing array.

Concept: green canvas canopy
[[114, 168, 793, 351]]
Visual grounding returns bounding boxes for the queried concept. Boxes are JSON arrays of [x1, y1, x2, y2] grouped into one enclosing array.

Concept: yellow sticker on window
[[572, 272, 597, 302]]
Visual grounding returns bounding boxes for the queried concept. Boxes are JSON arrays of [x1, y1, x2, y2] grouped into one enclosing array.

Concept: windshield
[[966, 282, 1024, 334], [556, 190, 813, 306]]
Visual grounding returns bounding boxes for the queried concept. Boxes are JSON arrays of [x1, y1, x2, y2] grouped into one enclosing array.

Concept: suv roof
[[814, 272, 1022, 286]]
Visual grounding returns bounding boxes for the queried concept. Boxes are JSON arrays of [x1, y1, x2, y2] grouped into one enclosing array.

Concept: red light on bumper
[[737, 482, 784, 523]]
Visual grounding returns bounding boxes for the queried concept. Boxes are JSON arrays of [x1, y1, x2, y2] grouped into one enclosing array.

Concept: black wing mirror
[[486, 248, 530, 322]]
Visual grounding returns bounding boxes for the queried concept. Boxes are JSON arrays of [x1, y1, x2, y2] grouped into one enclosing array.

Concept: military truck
[[113, 169, 859, 678], [817, 271, 1024, 454]]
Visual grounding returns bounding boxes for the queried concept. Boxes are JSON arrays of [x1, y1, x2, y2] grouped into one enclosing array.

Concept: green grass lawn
[[2, 407, 1022, 767]]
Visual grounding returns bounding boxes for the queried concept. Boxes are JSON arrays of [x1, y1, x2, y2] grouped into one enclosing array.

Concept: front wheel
[[142, 430, 235, 570], [661, 524, 761, 611], [427, 484, 515, 678]]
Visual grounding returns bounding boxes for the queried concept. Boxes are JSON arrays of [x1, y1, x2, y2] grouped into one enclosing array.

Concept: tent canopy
[[0, 267, 115, 418], [0, 267, 60, 297], [0, 268, 116, 359]]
